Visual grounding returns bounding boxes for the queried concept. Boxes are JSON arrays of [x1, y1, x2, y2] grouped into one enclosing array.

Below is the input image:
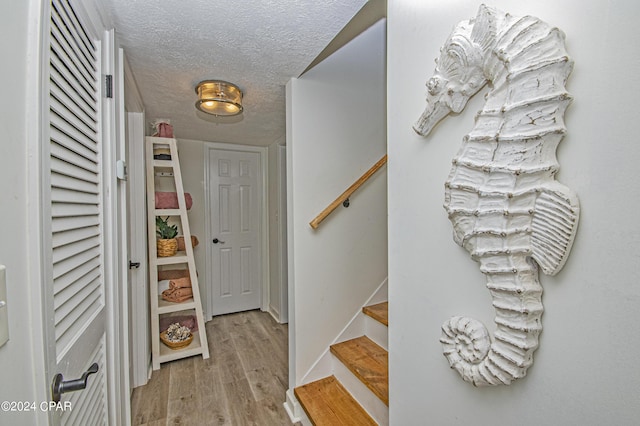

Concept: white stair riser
[[332, 353, 389, 426], [365, 314, 388, 351]]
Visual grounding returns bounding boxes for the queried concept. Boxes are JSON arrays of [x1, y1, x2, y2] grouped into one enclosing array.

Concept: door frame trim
[[24, 0, 50, 421], [203, 142, 269, 318]]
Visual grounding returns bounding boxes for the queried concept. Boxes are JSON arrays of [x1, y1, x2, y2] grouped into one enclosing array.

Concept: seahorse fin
[[531, 182, 580, 275]]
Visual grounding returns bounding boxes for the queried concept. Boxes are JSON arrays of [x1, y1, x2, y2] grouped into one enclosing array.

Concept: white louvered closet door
[[45, 0, 109, 424]]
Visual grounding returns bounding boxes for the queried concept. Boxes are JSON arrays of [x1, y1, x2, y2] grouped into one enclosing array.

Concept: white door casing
[[110, 43, 132, 424], [204, 143, 268, 317], [40, 0, 119, 423], [278, 145, 289, 323]]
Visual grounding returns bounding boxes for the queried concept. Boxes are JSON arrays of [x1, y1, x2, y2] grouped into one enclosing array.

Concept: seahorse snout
[[413, 100, 452, 136]]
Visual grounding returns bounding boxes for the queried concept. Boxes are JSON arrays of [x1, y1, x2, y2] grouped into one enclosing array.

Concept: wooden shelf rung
[[154, 209, 181, 216], [153, 160, 174, 168], [157, 297, 196, 314], [156, 253, 189, 265]]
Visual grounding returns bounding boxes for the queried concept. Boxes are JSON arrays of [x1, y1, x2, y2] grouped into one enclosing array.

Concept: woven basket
[[160, 331, 193, 350], [157, 238, 178, 257]]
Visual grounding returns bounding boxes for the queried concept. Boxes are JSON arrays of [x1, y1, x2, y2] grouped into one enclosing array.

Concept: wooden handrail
[[309, 154, 387, 229]]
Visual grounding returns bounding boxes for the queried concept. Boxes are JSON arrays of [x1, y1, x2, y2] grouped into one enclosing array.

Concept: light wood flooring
[[131, 310, 300, 426]]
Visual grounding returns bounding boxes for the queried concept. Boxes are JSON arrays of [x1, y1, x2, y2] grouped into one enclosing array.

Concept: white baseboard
[[284, 388, 304, 424], [267, 305, 283, 324]]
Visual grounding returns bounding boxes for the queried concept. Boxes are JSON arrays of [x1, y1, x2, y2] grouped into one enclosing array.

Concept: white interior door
[[44, 0, 110, 423], [207, 147, 263, 316], [126, 112, 149, 389]]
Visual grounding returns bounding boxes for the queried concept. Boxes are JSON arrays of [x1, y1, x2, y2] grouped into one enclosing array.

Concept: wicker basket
[[157, 238, 178, 257], [160, 331, 193, 349]]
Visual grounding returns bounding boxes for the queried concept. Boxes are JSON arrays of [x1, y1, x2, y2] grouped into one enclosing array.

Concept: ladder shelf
[[145, 136, 209, 369]]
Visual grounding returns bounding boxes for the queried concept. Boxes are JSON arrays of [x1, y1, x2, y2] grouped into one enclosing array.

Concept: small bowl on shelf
[[160, 331, 193, 350]]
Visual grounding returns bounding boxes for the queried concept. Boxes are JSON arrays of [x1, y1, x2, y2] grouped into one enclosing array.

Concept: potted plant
[[156, 216, 178, 257]]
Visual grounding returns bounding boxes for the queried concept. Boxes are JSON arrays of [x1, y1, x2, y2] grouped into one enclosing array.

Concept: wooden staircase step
[[331, 336, 388, 405], [363, 302, 388, 326], [295, 376, 377, 426]]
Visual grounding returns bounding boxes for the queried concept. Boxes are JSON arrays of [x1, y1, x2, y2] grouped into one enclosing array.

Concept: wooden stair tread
[[331, 336, 388, 405], [295, 376, 377, 426], [363, 302, 388, 326]]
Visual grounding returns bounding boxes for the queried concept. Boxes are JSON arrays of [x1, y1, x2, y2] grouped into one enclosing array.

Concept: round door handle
[[212, 238, 225, 244]]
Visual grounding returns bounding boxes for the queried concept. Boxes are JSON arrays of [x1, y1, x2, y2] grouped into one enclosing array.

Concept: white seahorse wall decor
[[414, 5, 580, 386]]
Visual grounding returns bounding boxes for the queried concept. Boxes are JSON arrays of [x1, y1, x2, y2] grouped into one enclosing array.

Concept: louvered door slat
[[50, 95, 97, 142], [51, 172, 98, 195], [51, 187, 99, 205], [50, 52, 96, 113], [54, 284, 101, 343], [51, 4, 95, 85], [53, 258, 100, 298], [55, 0, 96, 62], [50, 75, 97, 133], [52, 246, 100, 280], [50, 34, 96, 104], [50, 26, 95, 98], [51, 129, 98, 170], [52, 235, 100, 263], [54, 277, 100, 327], [51, 203, 100, 219], [52, 225, 100, 248], [51, 156, 98, 185], [52, 215, 99, 233], [50, 59, 96, 121], [51, 112, 98, 154], [53, 268, 100, 310], [53, 258, 100, 307]]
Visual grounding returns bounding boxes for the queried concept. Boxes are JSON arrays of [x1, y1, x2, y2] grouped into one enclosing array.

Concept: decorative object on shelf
[[155, 191, 193, 210], [160, 322, 193, 350], [151, 119, 174, 138], [153, 147, 171, 160], [195, 80, 243, 116], [161, 277, 193, 303], [156, 216, 178, 257], [176, 235, 199, 251], [157, 268, 190, 281], [159, 315, 198, 333], [414, 5, 580, 386]]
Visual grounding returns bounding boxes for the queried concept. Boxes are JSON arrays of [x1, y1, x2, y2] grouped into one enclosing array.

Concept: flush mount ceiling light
[[195, 80, 243, 116]]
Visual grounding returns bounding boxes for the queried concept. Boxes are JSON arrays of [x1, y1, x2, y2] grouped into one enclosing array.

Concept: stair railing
[[309, 154, 387, 229]]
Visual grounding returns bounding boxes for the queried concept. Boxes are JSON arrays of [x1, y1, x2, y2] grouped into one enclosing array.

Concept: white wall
[[287, 19, 387, 385], [0, 0, 48, 424], [388, 0, 640, 424]]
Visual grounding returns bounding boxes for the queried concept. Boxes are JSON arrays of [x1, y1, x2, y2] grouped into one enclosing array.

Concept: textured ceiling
[[103, 0, 369, 145]]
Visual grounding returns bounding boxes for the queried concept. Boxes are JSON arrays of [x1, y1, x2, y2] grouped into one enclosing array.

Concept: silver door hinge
[[105, 74, 113, 98]]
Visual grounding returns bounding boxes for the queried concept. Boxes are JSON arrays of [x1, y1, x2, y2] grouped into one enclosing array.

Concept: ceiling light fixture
[[195, 80, 243, 116]]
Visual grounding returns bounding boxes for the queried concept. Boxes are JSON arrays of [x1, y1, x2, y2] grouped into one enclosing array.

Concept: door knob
[[51, 363, 99, 402], [212, 238, 225, 244], [129, 261, 141, 269]]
